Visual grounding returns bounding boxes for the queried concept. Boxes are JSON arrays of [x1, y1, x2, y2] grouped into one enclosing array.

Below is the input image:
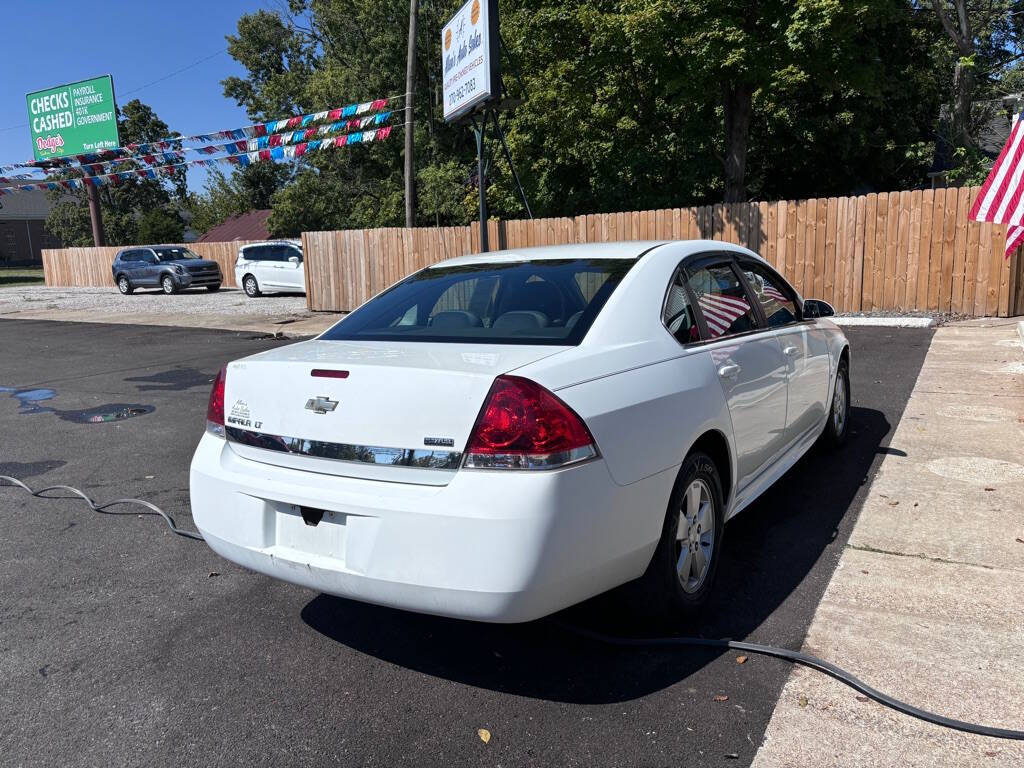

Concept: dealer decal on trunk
[[228, 400, 261, 430]]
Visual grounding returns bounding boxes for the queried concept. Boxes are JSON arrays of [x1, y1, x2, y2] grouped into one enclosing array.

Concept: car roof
[[240, 239, 301, 248], [427, 240, 761, 268], [430, 241, 666, 268]]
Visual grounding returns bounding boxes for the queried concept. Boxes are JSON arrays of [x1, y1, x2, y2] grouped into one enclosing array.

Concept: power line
[[118, 48, 227, 98], [0, 47, 228, 133]]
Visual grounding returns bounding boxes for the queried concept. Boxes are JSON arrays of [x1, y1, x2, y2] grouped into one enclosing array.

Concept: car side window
[[247, 246, 270, 262], [685, 263, 759, 340], [663, 269, 700, 344], [140, 250, 157, 264], [119, 251, 135, 262], [739, 262, 799, 328]]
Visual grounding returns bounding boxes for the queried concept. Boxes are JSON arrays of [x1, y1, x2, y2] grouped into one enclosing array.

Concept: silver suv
[[112, 246, 223, 295]]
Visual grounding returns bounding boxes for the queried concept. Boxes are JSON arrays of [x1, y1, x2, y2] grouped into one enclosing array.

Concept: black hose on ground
[[552, 621, 1024, 740], [0, 474, 204, 541], [3, 473, 1021, 740]]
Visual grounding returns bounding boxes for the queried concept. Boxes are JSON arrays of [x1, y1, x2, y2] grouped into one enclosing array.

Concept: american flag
[[697, 293, 751, 337], [762, 284, 789, 305], [969, 108, 1024, 257]]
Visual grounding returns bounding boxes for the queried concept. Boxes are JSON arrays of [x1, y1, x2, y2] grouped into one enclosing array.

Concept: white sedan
[[190, 241, 850, 622]]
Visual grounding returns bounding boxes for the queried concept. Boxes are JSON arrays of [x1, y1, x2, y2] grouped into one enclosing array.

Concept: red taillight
[[206, 365, 227, 436], [464, 375, 597, 470]]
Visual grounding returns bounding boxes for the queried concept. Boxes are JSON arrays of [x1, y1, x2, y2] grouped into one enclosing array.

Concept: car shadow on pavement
[[125, 367, 217, 392], [302, 404, 892, 705]]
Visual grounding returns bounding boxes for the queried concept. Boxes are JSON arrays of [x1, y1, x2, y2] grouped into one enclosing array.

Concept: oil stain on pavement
[[1, 385, 154, 424]]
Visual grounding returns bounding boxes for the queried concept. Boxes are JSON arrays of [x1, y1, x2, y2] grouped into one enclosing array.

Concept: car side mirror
[[288, 255, 300, 264], [803, 299, 835, 318]]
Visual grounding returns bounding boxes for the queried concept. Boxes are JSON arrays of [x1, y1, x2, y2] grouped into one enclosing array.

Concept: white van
[[235, 240, 305, 297]]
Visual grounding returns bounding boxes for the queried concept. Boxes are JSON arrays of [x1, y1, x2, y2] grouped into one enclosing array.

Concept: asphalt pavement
[[0, 319, 933, 768]]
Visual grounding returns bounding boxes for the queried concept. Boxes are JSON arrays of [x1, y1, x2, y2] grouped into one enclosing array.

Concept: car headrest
[[498, 279, 563, 320], [566, 311, 584, 329], [492, 310, 549, 332], [429, 310, 481, 329]]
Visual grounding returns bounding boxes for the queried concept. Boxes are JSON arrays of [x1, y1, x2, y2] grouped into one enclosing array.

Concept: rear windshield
[[321, 258, 635, 345]]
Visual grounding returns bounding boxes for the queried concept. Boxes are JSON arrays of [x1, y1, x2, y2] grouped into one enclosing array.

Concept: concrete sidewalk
[[752, 320, 1024, 766]]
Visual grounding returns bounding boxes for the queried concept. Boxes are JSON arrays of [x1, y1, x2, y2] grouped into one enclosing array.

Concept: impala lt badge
[[305, 396, 338, 414]]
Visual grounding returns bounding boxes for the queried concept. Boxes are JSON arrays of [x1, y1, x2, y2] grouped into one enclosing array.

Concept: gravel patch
[[0, 285, 311, 318], [832, 316, 936, 328], [836, 309, 971, 326]]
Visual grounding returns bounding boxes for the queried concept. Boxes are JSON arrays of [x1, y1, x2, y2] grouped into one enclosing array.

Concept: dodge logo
[[305, 396, 338, 414]]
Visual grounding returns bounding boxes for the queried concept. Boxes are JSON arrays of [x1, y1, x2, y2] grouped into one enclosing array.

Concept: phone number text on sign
[[447, 78, 479, 109]]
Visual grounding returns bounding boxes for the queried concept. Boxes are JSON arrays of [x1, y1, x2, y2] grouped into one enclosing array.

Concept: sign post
[[26, 74, 119, 246], [442, 0, 501, 250]]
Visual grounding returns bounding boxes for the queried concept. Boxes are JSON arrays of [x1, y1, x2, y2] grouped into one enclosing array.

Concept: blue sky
[[0, 0, 281, 192]]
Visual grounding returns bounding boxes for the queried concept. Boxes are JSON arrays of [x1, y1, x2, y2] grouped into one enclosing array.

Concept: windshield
[[320, 258, 635, 346], [153, 247, 200, 262]]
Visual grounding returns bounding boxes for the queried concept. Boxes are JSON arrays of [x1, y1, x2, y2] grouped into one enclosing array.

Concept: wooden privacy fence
[[41, 241, 264, 289], [303, 186, 1024, 317], [40, 187, 1024, 318]]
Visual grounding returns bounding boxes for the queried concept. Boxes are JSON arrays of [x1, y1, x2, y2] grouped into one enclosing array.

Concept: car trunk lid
[[223, 339, 567, 485]]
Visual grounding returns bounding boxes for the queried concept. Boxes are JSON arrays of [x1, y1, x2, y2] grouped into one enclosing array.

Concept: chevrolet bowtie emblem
[[304, 396, 338, 414]]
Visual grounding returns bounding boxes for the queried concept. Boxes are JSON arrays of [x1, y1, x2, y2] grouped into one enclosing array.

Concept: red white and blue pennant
[[0, 126, 394, 196]]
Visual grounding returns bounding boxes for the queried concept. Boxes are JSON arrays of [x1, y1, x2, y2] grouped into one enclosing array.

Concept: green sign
[[26, 75, 119, 161]]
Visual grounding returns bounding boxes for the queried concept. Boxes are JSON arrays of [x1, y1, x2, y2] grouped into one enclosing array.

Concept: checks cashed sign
[[442, 0, 501, 122], [26, 75, 119, 162]]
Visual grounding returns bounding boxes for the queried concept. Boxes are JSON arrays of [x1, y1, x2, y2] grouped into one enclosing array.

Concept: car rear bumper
[[189, 433, 671, 622]]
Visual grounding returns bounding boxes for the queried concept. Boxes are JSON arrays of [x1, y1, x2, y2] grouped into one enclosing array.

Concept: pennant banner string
[[0, 97, 397, 173], [0, 126, 394, 196], [0, 112, 394, 183]]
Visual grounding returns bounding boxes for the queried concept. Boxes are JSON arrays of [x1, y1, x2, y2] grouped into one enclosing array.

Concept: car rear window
[[321, 258, 635, 345]]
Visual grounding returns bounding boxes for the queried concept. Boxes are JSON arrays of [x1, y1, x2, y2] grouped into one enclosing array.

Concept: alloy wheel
[[833, 370, 848, 435], [676, 479, 715, 594]]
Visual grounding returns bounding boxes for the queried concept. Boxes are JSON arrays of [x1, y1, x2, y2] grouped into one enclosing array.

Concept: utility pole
[[474, 116, 488, 252], [404, 0, 418, 229], [86, 184, 105, 246]]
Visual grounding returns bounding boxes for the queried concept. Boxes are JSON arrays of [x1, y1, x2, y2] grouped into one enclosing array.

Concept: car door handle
[[783, 345, 801, 357], [718, 363, 742, 379]]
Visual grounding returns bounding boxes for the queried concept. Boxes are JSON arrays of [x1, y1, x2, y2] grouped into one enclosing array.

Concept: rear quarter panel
[[554, 350, 731, 488]]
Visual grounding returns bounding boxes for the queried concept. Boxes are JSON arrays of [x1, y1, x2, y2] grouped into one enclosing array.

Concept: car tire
[[243, 274, 261, 298], [161, 275, 177, 295], [821, 358, 850, 448], [116, 275, 133, 295], [634, 451, 726, 622], [206, 284, 221, 292]]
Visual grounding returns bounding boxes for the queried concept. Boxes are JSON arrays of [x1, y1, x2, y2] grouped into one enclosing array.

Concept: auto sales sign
[[26, 75, 119, 161], [442, 0, 501, 122]]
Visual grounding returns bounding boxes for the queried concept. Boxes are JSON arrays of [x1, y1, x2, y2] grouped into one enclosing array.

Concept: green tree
[[928, 1, 1024, 149], [44, 99, 186, 246], [137, 207, 185, 243], [221, 1, 953, 227], [189, 162, 292, 235], [222, 1, 476, 231]]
